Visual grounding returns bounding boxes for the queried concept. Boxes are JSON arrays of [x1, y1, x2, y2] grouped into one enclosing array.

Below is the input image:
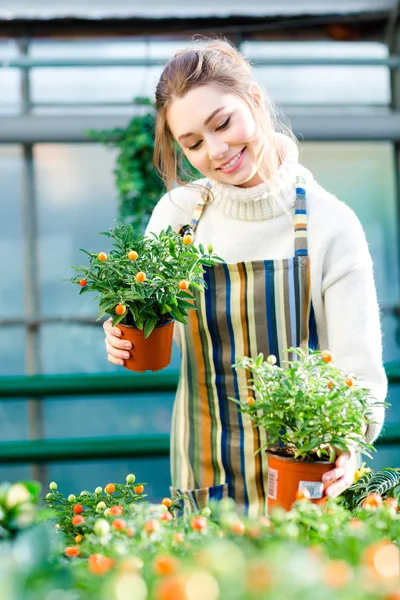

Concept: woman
[[103, 40, 387, 516]]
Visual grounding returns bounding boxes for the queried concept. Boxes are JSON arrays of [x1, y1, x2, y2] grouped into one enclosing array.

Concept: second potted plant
[[70, 222, 222, 372], [232, 348, 384, 511]]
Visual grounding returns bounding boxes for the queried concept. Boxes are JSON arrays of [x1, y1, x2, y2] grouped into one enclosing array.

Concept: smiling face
[[166, 84, 268, 188]]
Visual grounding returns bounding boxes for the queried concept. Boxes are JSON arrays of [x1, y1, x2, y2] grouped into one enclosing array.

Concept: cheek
[[232, 117, 259, 144]]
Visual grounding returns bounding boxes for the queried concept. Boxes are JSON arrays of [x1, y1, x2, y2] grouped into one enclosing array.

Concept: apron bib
[[171, 176, 318, 516]]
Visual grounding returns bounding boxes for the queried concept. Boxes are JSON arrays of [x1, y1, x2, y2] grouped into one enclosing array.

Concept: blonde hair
[[154, 38, 296, 200]]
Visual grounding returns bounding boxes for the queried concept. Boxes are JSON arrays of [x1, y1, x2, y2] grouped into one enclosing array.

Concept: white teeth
[[220, 150, 243, 170]]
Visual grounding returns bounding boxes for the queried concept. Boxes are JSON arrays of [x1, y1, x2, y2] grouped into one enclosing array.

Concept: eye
[[216, 116, 231, 131], [189, 139, 202, 151]]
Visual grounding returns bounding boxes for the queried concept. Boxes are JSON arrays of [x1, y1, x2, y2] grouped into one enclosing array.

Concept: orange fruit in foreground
[[112, 518, 126, 531], [128, 250, 138, 260], [183, 234, 193, 245], [246, 562, 271, 592], [79, 279, 87, 287], [321, 350, 333, 363], [135, 271, 146, 283], [232, 520, 245, 535], [384, 497, 398, 511], [323, 559, 352, 587], [98, 252, 107, 261], [178, 280, 189, 291], [364, 540, 400, 579], [160, 511, 173, 522], [155, 575, 188, 600], [362, 493, 383, 509], [73, 504, 83, 514], [295, 488, 311, 501], [162, 497, 172, 508], [109, 505, 124, 516], [384, 592, 400, 600], [190, 515, 207, 531], [153, 554, 179, 576], [65, 546, 80, 557], [105, 483, 115, 494], [144, 519, 160, 534], [72, 515, 85, 526], [88, 553, 115, 575], [75, 534, 83, 543], [115, 304, 126, 315], [246, 396, 255, 406], [345, 376, 355, 387], [134, 485, 144, 494]]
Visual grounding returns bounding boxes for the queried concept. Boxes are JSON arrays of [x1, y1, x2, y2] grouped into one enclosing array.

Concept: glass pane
[[0, 326, 25, 375], [0, 399, 29, 441], [39, 323, 181, 374], [243, 41, 390, 106], [44, 392, 174, 438], [29, 39, 216, 109], [34, 144, 118, 319], [0, 146, 25, 318], [0, 41, 20, 114]]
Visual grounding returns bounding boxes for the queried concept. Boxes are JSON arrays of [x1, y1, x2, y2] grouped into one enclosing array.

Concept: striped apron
[[171, 176, 318, 517]]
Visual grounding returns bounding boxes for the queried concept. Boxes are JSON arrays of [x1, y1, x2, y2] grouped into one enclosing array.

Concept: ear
[[248, 83, 263, 107]]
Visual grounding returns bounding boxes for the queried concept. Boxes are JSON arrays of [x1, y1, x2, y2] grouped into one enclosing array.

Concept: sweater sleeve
[[321, 215, 387, 444]]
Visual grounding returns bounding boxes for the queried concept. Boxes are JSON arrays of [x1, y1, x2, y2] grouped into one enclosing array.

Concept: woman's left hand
[[321, 451, 357, 498]]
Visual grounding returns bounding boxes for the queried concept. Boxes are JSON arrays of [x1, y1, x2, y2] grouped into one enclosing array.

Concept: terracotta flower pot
[[267, 452, 335, 512], [117, 320, 175, 373]]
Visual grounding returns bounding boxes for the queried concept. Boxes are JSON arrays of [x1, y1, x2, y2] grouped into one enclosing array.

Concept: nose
[[207, 137, 229, 162]]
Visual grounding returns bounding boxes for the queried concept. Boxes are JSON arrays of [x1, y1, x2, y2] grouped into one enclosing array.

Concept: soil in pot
[[117, 320, 175, 373], [267, 451, 335, 512]]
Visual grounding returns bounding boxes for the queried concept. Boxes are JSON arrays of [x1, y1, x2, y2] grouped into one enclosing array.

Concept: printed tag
[[298, 480, 324, 499], [268, 468, 278, 500]]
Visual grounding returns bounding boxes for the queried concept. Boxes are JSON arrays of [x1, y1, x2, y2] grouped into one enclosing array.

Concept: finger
[[106, 333, 132, 352], [105, 342, 132, 361], [336, 451, 351, 468], [103, 317, 113, 333], [322, 467, 346, 484], [107, 354, 125, 367], [325, 474, 354, 498]]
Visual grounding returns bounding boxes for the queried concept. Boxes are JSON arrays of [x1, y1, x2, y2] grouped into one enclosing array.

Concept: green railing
[[0, 363, 399, 464]]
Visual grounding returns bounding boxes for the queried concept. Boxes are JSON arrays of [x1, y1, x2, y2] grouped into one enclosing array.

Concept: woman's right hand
[[103, 317, 132, 366]]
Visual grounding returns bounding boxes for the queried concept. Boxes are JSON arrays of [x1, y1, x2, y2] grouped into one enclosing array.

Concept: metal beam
[[0, 370, 180, 398], [0, 363, 398, 399], [1, 57, 400, 68], [0, 424, 397, 464], [1, 113, 400, 143], [0, 434, 170, 463]]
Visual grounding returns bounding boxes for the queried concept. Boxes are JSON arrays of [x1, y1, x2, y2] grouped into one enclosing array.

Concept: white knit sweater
[[146, 134, 387, 444]]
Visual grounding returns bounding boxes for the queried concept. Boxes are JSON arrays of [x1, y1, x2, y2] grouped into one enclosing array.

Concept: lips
[[217, 147, 246, 170]]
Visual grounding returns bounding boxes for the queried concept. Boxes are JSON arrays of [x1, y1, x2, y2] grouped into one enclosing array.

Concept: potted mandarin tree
[[232, 348, 384, 510], [70, 222, 222, 372]]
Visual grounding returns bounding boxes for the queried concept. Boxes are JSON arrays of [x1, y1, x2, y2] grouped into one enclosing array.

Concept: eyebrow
[[178, 107, 226, 142]]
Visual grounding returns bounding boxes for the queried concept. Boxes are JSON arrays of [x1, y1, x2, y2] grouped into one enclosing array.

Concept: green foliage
[[0, 480, 45, 539], [85, 98, 162, 234], [2, 473, 400, 599], [340, 466, 400, 510], [85, 97, 201, 234], [232, 348, 385, 462], [69, 222, 224, 337]]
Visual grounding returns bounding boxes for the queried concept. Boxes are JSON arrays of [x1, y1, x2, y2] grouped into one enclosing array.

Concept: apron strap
[[178, 177, 309, 257], [177, 181, 212, 238], [294, 175, 308, 257]]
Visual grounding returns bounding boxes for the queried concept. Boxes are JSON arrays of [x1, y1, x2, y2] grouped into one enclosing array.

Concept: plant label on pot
[[298, 480, 324, 499]]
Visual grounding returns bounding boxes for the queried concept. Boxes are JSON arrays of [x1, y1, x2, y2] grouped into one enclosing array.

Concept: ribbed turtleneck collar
[[209, 133, 300, 221]]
